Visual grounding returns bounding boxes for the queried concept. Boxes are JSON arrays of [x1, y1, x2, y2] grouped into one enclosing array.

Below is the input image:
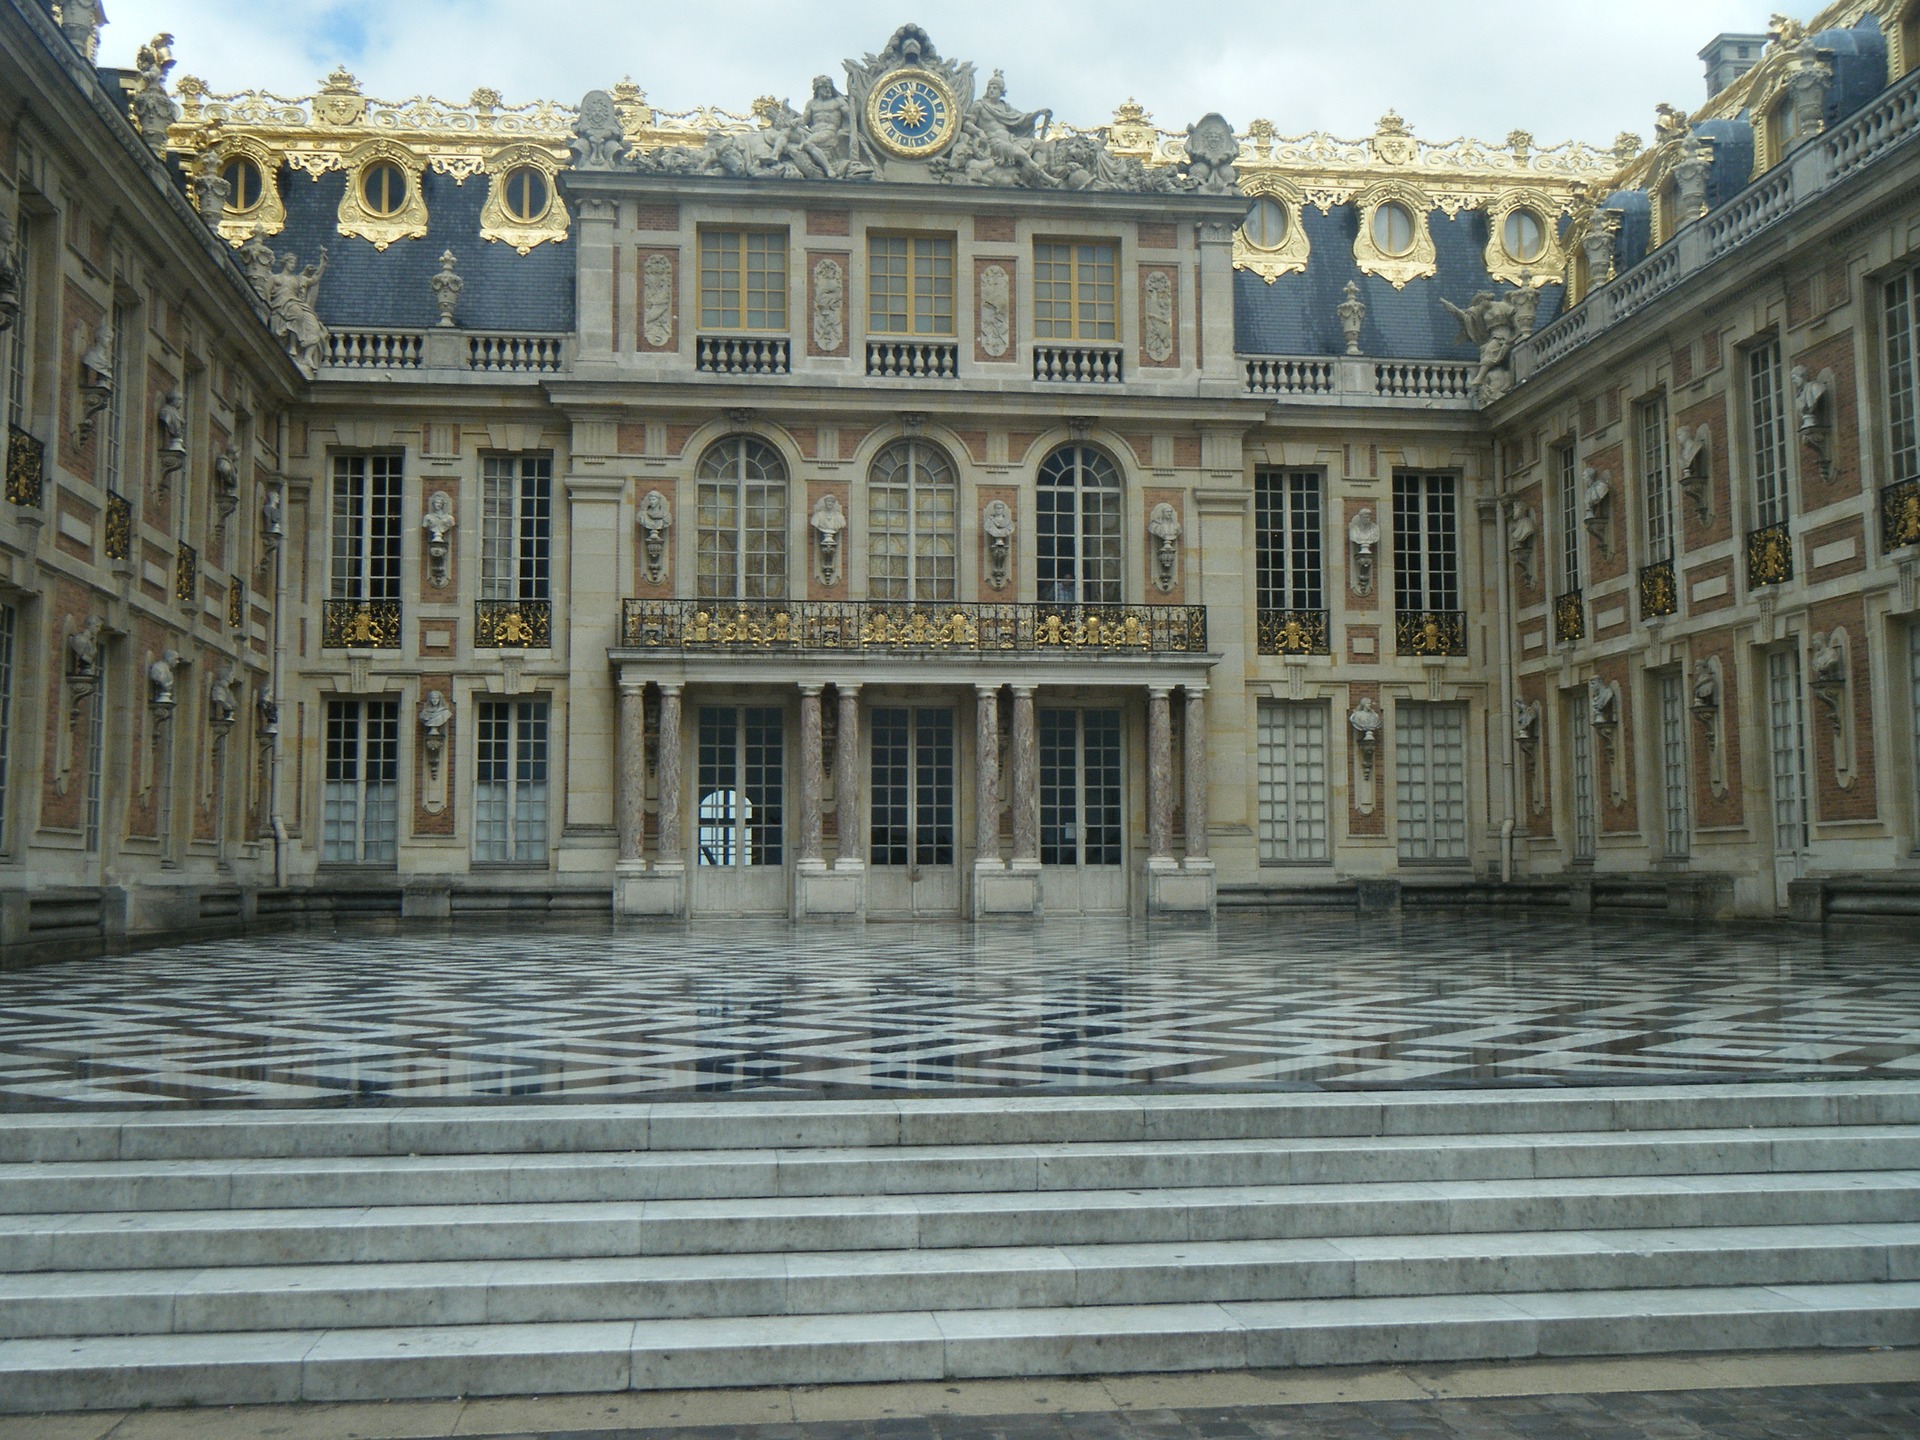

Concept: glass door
[[693, 704, 788, 914], [1039, 706, 1127, 912], [867, 704, 959, 915], [1767, 648, 1810, 907]]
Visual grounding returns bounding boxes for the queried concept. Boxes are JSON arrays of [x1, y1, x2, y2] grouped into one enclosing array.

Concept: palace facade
[[3, 0, 1919, 955]]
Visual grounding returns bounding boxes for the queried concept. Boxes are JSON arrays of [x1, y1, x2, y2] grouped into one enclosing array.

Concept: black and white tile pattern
[[0, 914, 1917, 1107]]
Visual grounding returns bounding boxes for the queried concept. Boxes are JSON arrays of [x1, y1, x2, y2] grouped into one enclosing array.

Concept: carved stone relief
[[1582, 466, 1614, 559], [810, 493, 846, 587], [1507, 501, 1538, 588], [1676, 424, 1713, 523], [1147, 501, 1181, 592], [1348, 506, 1379, 597], [638, 489, 671, 585], [1809, 627, 1854, 788], [1142, 270, 1175, 364], [982, 499, 1015, 590], [422, 490, 456, 587], [641, 253, 675, 348], [978, 264, 1011, 358], [1692, 654, 1728, 799], [811, 256, 846, 355]]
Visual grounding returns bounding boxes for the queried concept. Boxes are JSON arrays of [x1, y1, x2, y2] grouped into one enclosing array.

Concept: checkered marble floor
[[1, 914, 1917, 1107]]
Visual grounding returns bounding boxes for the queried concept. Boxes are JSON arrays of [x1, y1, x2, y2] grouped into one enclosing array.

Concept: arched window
[[1768, 95, 1803, 167], [1036, 444, 1123, 605], [696, 436, 788, 602], [867, 439, 957, 602]]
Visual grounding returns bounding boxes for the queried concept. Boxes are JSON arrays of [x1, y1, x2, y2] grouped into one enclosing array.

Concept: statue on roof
[[266, 248, 329, 376], [1441, 283, 1533, 404], [129, 34, 179, 156], [571, 90, 627, 170]]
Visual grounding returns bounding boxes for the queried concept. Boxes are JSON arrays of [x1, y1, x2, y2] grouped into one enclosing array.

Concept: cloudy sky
[[98, 0, 1784, 149]]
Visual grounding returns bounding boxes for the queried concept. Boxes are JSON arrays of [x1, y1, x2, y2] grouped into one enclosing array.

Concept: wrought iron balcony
[[104, 492, 131, 561], [475, 598, 553, 648], [866, 339, 959, 379], [1638, 559, 1678, 620], [1553, 589, 1585, 645], [174, 543, 198, 603], [620, 599, 1207, 656], [322, 599, 403, 649], [1745, 521, 1794, 588], [5, 424, 43, 507], [1256, 609, 1331, 656], [1883, 477, 1920, 552], [1394, 609, 1468, 658], [695, 334, 790, 376]]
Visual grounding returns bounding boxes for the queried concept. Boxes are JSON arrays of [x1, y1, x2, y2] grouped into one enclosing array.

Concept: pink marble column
[[799, 683, 824, 865], [834, 683, 862, 867], [1147, 685, 1173, 861], [616, 679, 645, 864], [1011, 684, 1038, 863], [656, 683, 684, 867], [975, 683, 1001, 864], [1184, 686, 1209, 861]]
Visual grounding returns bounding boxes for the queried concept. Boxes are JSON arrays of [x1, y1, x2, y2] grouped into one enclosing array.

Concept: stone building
[[3, 0, 1919, 952]]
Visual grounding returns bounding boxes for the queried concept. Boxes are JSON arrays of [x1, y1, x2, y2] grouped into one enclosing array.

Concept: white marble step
[[2, 1222, 1916, 1339], [5, 1281, 1919, 1413], [6, 1081, 1917, 1162], [6, 1125, 1917, 1214], [6, 1169, 1919, 1272]]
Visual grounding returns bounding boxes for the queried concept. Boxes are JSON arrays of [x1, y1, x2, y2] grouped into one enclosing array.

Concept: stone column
[[656, 683, 684, 868], [834, 683, 862, 869], [1184, 686, 1209, 862], [1147, 685, 1174, 861], [799, 684, 825, 866], [975, 683, 1001, 864], [1011, 684, 1039, 864], [616, 679, 646, 865]]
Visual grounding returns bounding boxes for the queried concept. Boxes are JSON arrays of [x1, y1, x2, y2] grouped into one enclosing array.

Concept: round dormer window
[[221, 156, 265, 214], [502, 166, 551, 224], [1502, 208, 1546, 264], [1372, 200, 1416, 257], [360, 161, 408, 218], [1241, 196, 1289, 250]]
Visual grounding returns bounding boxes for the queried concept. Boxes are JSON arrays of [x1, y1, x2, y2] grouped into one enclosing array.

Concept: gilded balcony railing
[[104, 492, 132, 561], [620, 599, 1208, 655], [174, 543, 198, 603], [1746, 521, 1794, 588], [5, 424, 43, 507], [1638, 560, 1677, 620], [322, 598, 403, 649], [1256, 609, 1330, 656], [1394, 609, 1468, 658], [475, 598, 553, 648], [1553, 589, 1585, 644], [1882, 478, 1920, 552]]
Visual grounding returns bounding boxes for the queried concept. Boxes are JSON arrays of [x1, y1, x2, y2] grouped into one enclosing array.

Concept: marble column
[[1147, 685, 1174, 861], [834, 683, 862, 868], [1184, 686, 1209, 861], [975, 684, 1001, 864], [616, 679, 646, 865], [799, 683, 824, 866], [1011, 684, 1038, 863], [656, 683, 683, 868]]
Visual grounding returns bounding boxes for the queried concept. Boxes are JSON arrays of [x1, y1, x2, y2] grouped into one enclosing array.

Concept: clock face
[[867, 69, 957, 159]]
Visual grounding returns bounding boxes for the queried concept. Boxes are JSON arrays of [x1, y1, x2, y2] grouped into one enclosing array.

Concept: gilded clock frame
[[864, 68, 960, 161]]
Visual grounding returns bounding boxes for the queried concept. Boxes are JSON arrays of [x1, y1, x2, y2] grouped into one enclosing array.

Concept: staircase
[[4, 1083, 1920, 1413]]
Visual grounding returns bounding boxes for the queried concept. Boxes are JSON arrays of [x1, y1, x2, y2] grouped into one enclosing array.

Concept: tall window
[[1748, 335, 1790, 529], [696, 437, 788, 602], [699, 230, 787, 331], [1658, 671, 1691, 860], [1392, 471, 1459, 613], [0, 603, 12, 853], [869, 706, 955, 867], [480, 453, 552, 600], [1036, 444, 1122, 604], [330, 454, 404, 603], [475, 698, 549, 863], [867, 439, 956, 601], [1640, 395, 1674, 565], [102, 301, 134, 492], [868, 235, 954, 335], [1257, 701, 1329, 863], [3, 217, 31, 434], [82, 665, 106, 855], [697, 705, 784, 867], [1555, 442, 1581, 591], [1395, 702, 1469, 864], [1255, 469, 1324, 610], [1768, 647, 1810, 856], [1039, 708, 1123, 866], [1884, 271, 1920, 487], [1033, 241, 1117, 340], [1569, 694, 1596, 863], [322, 698, 399, 864]]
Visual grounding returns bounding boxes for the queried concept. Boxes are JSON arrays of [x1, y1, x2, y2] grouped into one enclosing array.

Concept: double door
[[1040, 706, 1127, 913], [693, 704, 788, 914], [867, 704, 959, 915]]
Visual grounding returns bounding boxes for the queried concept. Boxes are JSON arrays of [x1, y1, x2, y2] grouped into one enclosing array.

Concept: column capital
[[799, 681, 825, 697], [835, 680, 862, 696], [618, 677, 645, 696], [1183, 682, 1209, 697], [1010, 683, 1038, 698], [1148, 684, 1173, 700], [658, 680, 684, 697], [975, 682, 1001, 700]]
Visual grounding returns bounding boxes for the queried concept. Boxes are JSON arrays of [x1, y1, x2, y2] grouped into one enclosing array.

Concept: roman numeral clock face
[[866, 69, 957, 159]]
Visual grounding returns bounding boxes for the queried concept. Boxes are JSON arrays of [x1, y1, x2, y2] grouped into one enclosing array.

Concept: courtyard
[[0, 914, 1915, 1108]]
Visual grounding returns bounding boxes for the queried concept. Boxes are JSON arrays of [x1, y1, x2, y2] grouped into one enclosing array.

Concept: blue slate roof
[[275, 167, 575, 333], [1691, 118, 1755, 208], [1818, 20, 1889, 123]]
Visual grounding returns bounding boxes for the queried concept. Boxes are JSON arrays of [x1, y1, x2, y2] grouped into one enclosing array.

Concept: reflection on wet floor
[[0, 912, 1916, 1107]]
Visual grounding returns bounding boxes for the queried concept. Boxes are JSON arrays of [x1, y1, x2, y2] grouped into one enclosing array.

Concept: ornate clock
[[865, 68, 958, 159]]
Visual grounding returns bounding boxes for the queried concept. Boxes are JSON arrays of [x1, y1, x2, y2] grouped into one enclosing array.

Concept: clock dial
[[866, 69, 957, 159]]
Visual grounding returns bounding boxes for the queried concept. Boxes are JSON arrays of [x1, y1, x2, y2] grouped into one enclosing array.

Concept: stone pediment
[[576, 25, 1241, 196]]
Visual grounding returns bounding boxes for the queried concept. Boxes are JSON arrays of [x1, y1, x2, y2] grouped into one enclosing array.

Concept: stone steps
[[4, 1084, 1920, 1413]]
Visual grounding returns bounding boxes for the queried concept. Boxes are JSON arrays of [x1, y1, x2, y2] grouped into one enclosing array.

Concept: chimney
[[1699, 33, 1770, 98]]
